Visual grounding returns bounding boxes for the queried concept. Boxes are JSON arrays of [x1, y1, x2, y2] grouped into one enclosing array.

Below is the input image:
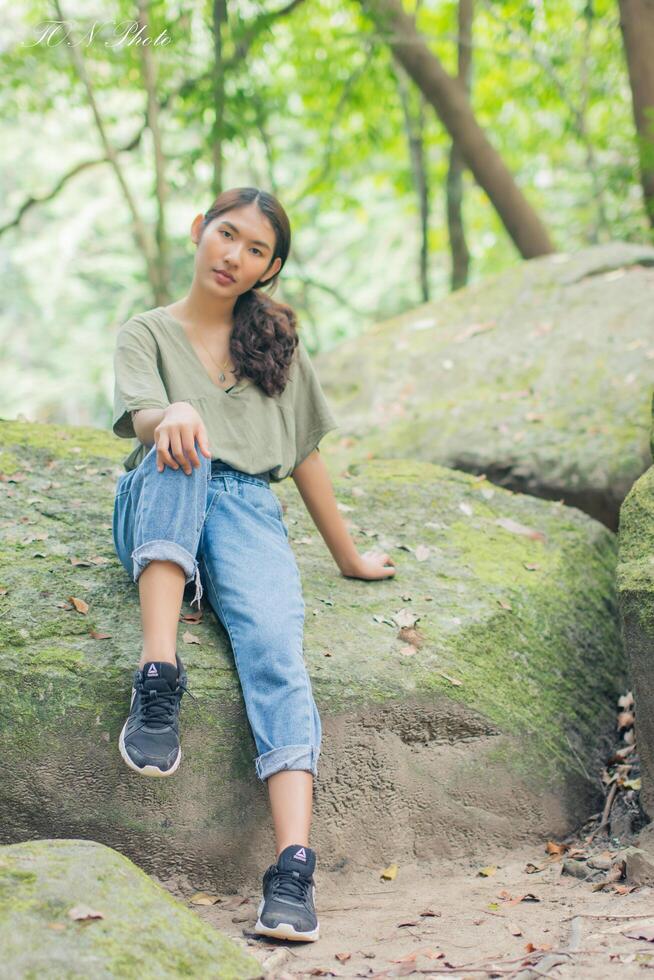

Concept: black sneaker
[[118, 654, 193, 777], [254, 844, 319, 942]]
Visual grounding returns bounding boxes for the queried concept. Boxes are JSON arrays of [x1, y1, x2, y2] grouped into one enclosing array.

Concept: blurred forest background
[[1, 0, 653, 432]]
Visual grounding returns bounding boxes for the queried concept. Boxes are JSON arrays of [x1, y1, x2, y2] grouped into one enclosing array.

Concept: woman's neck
[[171, 283, 235, 335]]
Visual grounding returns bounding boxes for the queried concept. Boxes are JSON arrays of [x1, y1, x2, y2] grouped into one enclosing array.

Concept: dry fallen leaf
[[68, 596, 89, 615], [190, 892, 221, 906], [617, 710, 635, 731], [504, 893, 541, 906], [454, 321, 496, 342], [381, 863, 398, 880], [438, 671, 462, 686], [89, 630, 112, 640], [180, 611, 203, 623], [478, 866, 497, 877], [414, 544, 431, 561], [68, 905, 104, 922], [182, 630, 201, 645], [495, 517, 546, 542], [398, 626, 424, 648], [335, 952, 351, 962], [391, 609, 420, 629]]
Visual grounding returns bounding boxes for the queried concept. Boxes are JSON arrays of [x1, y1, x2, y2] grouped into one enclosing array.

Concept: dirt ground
[[158, 812, 654, 980], [155, 691, 652, 978]]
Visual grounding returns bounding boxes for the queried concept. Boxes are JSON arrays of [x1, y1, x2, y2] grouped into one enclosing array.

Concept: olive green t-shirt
[[112, 306, 339, 480]]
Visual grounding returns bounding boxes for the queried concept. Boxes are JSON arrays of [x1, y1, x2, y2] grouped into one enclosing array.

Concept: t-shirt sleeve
[[112, 316, 171, 439], [291, 338, 339, 471]]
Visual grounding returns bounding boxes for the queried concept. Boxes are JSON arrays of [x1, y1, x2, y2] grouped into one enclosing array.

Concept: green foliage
[[0, 0, 651, 432]]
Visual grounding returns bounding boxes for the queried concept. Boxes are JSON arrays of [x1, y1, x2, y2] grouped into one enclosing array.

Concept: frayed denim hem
[[131, 540, 203, 609], [255, 744, 320, 782]]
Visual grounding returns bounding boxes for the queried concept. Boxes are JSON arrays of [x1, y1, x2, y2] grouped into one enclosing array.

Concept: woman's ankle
[[139, 648, 178, 669]]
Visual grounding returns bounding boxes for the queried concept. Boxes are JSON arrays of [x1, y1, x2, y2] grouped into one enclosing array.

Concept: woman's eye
[[220, 229, 232, 238]]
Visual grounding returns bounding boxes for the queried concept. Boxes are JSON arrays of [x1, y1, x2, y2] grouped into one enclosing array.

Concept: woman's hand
[[340, 549, 396, 581], [154, 402, 212, 474]]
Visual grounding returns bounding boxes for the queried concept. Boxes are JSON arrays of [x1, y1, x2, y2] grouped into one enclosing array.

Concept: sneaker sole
[[118, 721, 182, 778], [254, 895, 319, 942]]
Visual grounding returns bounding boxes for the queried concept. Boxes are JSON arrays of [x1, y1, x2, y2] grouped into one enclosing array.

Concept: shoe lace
[[271, 868, 311, 905], [139, 678, 196, 728]]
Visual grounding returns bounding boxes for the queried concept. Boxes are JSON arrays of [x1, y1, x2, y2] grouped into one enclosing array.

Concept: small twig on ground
[[561, 912, 654, 921], [507, 914, 582, 980], [586, 782, 618, 842]]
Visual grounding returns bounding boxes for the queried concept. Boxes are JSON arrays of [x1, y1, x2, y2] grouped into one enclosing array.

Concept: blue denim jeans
[[112, 441, 321, 782]]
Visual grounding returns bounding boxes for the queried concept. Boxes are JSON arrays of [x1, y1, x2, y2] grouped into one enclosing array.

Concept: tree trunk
[[212, 0, 228, 196], [53, 0, 160, 299], [137, 0, 170, 305], [618, 0, 654, 228], [359, 0, 554, 257], [446, 0, 473, 290], [395, 65, 431, 302]]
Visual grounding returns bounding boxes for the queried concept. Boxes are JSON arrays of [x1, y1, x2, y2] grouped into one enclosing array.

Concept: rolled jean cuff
[[255, 744, 320, 782], [131, 540, 203, 609]]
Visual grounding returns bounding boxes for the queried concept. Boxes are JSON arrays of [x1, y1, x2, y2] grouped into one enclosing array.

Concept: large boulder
[[0, 419, 625, 884], [0, 839, 261, 978], [617, 392, 654, 818], [315, 242, 654, 530]]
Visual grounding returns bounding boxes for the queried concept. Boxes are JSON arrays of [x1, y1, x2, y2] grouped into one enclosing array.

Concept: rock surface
[[0, 838, 261, 978], [0, 419, 626, 887], [617, 394, 654, 817], [315, 241, 654, 530]]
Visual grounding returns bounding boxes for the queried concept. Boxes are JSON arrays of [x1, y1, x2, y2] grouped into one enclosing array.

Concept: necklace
[[193, 331, 235, 385]]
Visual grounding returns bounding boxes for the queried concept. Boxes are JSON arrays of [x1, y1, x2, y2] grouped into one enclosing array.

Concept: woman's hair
[[200, 187, 298, 398]]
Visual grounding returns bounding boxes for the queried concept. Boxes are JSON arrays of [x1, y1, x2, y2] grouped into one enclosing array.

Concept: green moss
[[0, 840, 262, 979], [0, 419, 122, 463], [0, 421, 627, 856], [317, 243, 654, 524]]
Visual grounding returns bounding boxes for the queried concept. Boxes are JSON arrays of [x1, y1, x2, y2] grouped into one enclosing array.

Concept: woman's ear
[[190, 213, 205, 246], [260, 256, 283, 283]]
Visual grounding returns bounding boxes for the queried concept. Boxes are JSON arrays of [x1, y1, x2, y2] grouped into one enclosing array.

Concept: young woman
[[111, 186, 396, 943]]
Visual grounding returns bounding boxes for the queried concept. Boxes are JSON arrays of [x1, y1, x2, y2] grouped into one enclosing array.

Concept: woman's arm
[[132, 408, 167, 447], [291, 450, 396, 581]]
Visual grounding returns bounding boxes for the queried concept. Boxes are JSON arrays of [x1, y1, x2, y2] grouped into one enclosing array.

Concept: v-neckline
[[157, 306, 249, 394]]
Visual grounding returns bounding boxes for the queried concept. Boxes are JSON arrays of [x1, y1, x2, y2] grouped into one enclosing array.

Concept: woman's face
[[192, 203, 282, 296]]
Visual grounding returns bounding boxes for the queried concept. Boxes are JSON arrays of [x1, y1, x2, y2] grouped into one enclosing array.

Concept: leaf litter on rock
[[495, 517, 546, 542], [68, 905, 104, 922], [68, 596, 89, 614]]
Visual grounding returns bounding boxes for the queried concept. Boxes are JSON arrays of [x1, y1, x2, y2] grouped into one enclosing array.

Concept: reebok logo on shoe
[[293, 847, 307, 862], [147, 664, 159, 678]]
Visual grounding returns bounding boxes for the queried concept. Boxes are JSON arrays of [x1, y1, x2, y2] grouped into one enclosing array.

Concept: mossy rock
[[617, 398, 654, 817], [316, 241, 654, 531], [0, 838, 261, 979], [0, 419, 625, 880]]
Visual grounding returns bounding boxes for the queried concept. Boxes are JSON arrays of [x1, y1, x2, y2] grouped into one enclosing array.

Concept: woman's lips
[[212, 269, 234, 284]]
